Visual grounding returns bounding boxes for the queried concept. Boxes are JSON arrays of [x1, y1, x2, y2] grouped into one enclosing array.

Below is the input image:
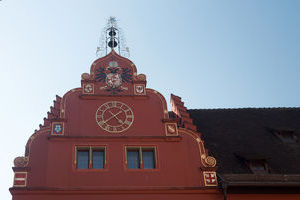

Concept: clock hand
[[115, 116, 123, 124], [104, 111, 122, 123], [109, 111, 123, 123], [109, 110, 123, 118]]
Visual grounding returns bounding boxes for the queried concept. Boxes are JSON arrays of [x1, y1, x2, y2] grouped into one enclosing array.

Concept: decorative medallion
[[95, 61, 133, 94], [96, 101, 134, 133], [83, 83, 94, 94], [203, 171, 218, 186], [134, 74, 146, 81], [204, 156, 217, 167], [14, 157, 29, 167], [134, 84, 146, 95], [81, 73, 90, 80], [51, 122, 64, 135]]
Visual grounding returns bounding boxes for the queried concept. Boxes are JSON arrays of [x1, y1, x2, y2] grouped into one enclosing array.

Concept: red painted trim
[[9, 187, 222, 195], [49, 136, 182, 142]]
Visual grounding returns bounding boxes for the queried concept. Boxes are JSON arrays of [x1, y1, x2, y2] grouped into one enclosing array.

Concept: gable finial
[[96, 17, 130, 58]]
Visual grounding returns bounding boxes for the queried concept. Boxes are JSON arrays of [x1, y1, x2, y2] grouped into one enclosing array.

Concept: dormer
[[271, 129, 298, 144], [235, 153, 270, 174]]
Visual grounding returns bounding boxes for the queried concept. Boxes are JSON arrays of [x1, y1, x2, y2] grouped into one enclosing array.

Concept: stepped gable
[[170, 94, 217, 170], [188, 107, 300, 174], [32, 95, 62, 130], [32, 95, 62, 131], [170, 94, 197, 131], [9, 15, 220, 191], [11, 52, 219, 193], [21, 95, 62, 161]]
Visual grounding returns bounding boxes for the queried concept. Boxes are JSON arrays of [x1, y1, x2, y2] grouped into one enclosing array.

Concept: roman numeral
[[126, 115, 133, 119], [98, 121, 105, 126], [124, 120, 131, 125], [105, 125, 111, 131], [111, 101, 117, 107], [96, 114, 102, 118]]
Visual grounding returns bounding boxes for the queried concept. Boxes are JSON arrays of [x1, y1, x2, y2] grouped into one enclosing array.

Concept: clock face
[[96, 101, 134, 133]]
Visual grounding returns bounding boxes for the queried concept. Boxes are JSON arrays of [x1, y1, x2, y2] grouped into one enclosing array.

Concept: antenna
[[96, 17, 130, 58]]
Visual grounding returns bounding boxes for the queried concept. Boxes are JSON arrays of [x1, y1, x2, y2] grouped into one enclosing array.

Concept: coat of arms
[[95, 61, 132, 94]]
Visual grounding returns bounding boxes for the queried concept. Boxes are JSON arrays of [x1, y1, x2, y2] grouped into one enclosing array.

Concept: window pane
[[250, 160, 267, 174], [127, 150, 139, 169], [92, 150, 104, 169], [142, 150, 155, 169], [77, 150, 89, 169]]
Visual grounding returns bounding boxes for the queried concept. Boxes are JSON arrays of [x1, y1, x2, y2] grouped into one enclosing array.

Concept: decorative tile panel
[[203, 171, 218, 186], [165, 123, 178, 136], [134, 84, 146, 95], [13, 172, 27, 187], [82, 83, 94, 94], [51, 122, 64, 136]]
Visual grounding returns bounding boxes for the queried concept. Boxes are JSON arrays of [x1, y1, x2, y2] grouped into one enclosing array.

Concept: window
[[76, 146, 106, 169], [142, 150, 155, 169], [273, 129, 298, 143], [127, 150, 140, 169], [77, 150, 89, 169], [235, 153, 269, 174], [248, 160, 269, 174], [126, 147, 156, 169]]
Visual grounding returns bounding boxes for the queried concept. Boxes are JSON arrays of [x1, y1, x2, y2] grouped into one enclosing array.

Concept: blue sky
[[0, 0, 299, 199]]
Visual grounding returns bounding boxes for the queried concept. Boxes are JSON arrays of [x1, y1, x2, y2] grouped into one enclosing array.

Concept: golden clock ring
[[95, 101, 134, 133]]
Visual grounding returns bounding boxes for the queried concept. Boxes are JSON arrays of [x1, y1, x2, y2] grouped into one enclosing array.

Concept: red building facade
[[9, 18, 300, 199], [10, 50, 222, 200]]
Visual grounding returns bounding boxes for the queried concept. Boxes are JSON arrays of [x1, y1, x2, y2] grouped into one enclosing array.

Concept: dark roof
[[188, 108, 300, 175], [220, 174, 300, 186]]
